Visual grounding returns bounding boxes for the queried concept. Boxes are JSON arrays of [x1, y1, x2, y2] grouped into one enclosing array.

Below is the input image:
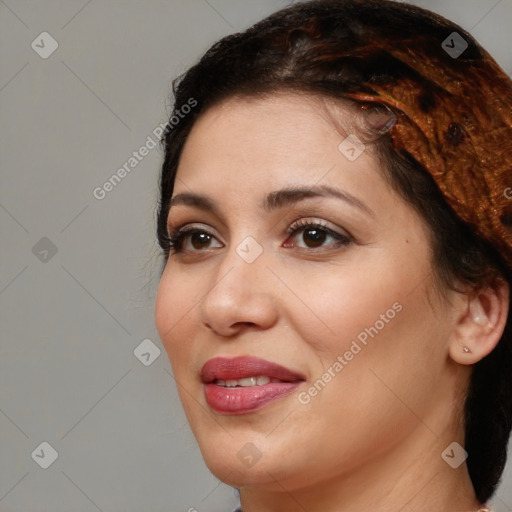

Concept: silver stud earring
[[463, 346, 470, 353]]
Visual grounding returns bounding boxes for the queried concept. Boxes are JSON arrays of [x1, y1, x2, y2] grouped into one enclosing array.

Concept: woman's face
[[155, 93, 461, 492]]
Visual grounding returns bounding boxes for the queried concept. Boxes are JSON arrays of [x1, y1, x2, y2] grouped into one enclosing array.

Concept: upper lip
[[200, 356, 306, 383]]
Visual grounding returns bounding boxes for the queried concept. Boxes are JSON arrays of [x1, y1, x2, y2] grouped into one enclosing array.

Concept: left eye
[[284, 224, 351, 249]]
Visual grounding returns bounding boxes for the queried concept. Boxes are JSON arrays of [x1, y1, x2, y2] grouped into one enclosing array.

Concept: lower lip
[[204, 382, 302, 414]]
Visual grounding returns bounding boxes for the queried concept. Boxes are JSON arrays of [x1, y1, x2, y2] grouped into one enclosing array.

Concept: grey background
[[1, 1, 511, 511]]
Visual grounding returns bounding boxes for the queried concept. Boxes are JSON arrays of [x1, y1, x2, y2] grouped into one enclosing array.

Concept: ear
[[448, 278, 510, 365]]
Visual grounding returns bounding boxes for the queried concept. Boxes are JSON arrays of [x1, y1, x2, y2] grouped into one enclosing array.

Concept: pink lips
[[200, 356, 305, 414]]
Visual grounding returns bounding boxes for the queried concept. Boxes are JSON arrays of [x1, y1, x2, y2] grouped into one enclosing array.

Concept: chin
[[192, 426, 281, 481]]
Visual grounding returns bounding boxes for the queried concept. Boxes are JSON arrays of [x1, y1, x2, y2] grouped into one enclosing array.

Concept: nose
[[198, 242, 278, 337]]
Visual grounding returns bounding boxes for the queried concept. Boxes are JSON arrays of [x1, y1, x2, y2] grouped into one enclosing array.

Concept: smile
[[200, 356, 305, 414]]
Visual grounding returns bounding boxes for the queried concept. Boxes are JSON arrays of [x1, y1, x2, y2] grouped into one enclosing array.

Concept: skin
[[155, 93, 508, 511]]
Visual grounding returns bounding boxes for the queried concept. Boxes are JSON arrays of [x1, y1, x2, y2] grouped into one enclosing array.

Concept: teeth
[[216, 375, 272, 387], [239, 377, 257, 386]]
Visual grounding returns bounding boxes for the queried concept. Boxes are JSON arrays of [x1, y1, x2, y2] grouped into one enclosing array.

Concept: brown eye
[[167, 227, 223, 254], [284, 221, 352, 251], [302, 228, 327, 248], [190, 232, 213, 249]]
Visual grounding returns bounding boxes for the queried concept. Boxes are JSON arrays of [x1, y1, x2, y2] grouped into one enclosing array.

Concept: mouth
[[200, 356, 305, 414], [214, 376, 283, 387]]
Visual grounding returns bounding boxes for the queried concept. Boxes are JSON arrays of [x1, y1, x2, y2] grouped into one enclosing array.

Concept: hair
[[156, 0, 512, 502]]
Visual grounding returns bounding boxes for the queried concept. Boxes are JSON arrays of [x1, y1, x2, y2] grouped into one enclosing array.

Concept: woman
[[154, 0, 512, 510]]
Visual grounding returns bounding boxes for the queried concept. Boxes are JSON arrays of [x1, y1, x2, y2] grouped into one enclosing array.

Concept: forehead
[[175, 93, 382, 195]]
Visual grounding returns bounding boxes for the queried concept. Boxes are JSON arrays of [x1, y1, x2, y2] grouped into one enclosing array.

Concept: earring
[[463, 346, 471, 353]]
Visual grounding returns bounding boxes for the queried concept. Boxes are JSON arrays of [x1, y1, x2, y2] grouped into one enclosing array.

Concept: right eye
[[167, 227, 224, 253]]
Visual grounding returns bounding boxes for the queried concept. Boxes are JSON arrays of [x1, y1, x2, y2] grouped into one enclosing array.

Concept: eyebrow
[[169, 184, 374, 218]]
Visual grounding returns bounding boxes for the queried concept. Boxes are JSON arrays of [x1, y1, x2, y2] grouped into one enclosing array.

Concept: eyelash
[[166, 219, 352, 255]]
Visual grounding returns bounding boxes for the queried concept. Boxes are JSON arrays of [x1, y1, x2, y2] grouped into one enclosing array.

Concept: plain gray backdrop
[[1, 1, 512, 511]]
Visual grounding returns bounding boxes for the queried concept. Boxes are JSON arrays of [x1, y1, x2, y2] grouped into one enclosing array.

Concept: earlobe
[[448, 280, 509, 366]]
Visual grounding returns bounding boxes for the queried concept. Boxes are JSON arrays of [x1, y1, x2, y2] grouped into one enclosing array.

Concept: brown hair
[[157, 0, 512, 501]]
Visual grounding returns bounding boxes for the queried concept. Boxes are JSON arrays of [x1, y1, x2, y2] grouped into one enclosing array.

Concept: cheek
[[294, 265, 443, 429], [275, 255, 415, 356], [155, 266, 199, 366], [287, 293, 439, 472], [278, 248, 442, 415]]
